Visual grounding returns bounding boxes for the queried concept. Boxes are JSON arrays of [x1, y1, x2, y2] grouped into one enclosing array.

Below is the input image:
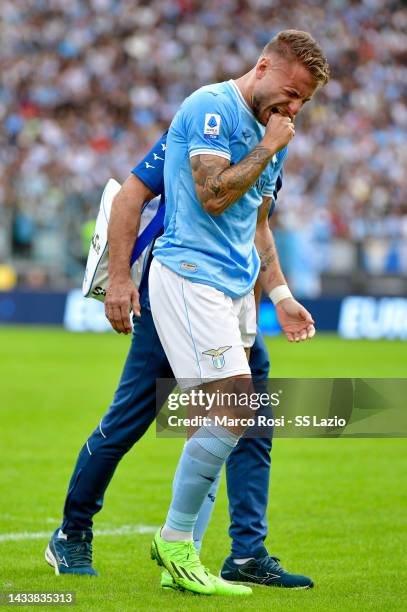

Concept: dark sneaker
[[45, 528, 98, 576], [220, 546, 313, 589]]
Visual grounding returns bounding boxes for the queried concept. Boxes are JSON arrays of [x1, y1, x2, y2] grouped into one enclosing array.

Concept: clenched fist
[[262, 113, 295, 153]]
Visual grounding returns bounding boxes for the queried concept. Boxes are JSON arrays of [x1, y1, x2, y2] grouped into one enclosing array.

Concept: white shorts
[[149, 259, 256, 388]]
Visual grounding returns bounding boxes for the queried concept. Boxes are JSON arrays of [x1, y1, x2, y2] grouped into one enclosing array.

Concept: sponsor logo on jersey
[[204, 113, 221, 138], [180, 262, 198, 272], [202, 346, 232, 369], [242, 129, 251, 142]]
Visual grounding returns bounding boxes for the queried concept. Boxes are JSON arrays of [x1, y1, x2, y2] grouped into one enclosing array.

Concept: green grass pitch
[[0, 327, 406, 611]]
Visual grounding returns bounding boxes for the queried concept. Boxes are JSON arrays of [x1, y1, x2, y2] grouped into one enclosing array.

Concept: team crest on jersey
[[202, 346, 231, 369], [204, 113, 221, 138]]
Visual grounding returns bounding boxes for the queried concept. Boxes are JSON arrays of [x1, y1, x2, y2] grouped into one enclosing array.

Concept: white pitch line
[[0, 525, 157, 543]]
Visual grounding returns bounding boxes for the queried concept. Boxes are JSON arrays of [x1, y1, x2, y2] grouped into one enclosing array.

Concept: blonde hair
[[263, 30, 330, 86]]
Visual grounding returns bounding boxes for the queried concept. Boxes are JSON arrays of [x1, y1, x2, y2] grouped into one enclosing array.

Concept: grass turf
[[0, 327, 406, 611]]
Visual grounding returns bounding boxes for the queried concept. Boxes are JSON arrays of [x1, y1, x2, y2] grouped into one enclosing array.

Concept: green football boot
[[207, 572, 252, 595], [160, 568, 252, 595], [151, 530, 214, 595], [160, 562, 251, 596], [160, 569, 179, 590]]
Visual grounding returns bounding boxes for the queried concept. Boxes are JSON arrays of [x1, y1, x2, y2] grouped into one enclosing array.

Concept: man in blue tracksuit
[[45, 132, 313, 589]]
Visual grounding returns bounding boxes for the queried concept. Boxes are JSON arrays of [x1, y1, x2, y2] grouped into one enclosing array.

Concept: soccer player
[[45, 132, 314, 592], [148, 30, 329, 595]]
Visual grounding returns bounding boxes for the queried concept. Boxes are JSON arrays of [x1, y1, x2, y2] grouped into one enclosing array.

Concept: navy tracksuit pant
[[62, 306, 272, 558]]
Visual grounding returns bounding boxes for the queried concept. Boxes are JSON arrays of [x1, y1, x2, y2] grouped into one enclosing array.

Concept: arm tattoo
[[259, 245, 276, 272], [191, 145, 273, 214], [257, 196, 272, 225], [255, 204, 285, 288]]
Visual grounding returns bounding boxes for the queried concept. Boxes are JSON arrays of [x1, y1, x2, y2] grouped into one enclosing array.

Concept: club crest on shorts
[[202, 346, 231, 369]]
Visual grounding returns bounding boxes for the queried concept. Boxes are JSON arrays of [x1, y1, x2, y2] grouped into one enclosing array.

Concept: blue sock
[[171, 448, 221, 552], [164, 423, 239, 535], [193, 473, 220, 553]]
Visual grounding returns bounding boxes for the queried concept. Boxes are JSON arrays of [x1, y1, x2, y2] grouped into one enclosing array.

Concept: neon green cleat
[[160, 569, 179, 590], [151, 529, 214, 595], [207, 573, 252, 596], [160, 568, 252, 596]]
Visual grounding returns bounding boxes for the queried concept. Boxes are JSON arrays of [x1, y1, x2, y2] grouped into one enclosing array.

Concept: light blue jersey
[[153, 80, 287, 299]]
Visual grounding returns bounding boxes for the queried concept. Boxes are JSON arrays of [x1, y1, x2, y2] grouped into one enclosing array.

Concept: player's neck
[[234, 69, 256, 112]]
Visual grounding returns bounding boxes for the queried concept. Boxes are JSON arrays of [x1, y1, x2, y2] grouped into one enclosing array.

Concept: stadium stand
[[1, 0, 406, 295]]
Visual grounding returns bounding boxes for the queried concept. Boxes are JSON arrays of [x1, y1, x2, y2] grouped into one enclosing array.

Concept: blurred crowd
[[1, 0, 406, 293]]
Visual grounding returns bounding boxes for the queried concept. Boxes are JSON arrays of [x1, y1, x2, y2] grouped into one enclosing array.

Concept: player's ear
[[256, 56, 269, 79]]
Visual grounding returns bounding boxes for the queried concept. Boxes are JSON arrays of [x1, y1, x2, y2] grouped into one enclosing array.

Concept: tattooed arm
[[191, 147, 274, 215], [255, 196, 316, 342], [254, 196, 286, 294], [191, 113, 294, 215]]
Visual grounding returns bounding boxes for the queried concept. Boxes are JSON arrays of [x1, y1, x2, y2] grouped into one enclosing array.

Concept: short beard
[[251, 94, 264, 124], [251, 95, 280, 125]]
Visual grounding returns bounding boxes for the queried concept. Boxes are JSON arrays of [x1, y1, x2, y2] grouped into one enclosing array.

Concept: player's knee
[[210, 374, 258, 425]]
